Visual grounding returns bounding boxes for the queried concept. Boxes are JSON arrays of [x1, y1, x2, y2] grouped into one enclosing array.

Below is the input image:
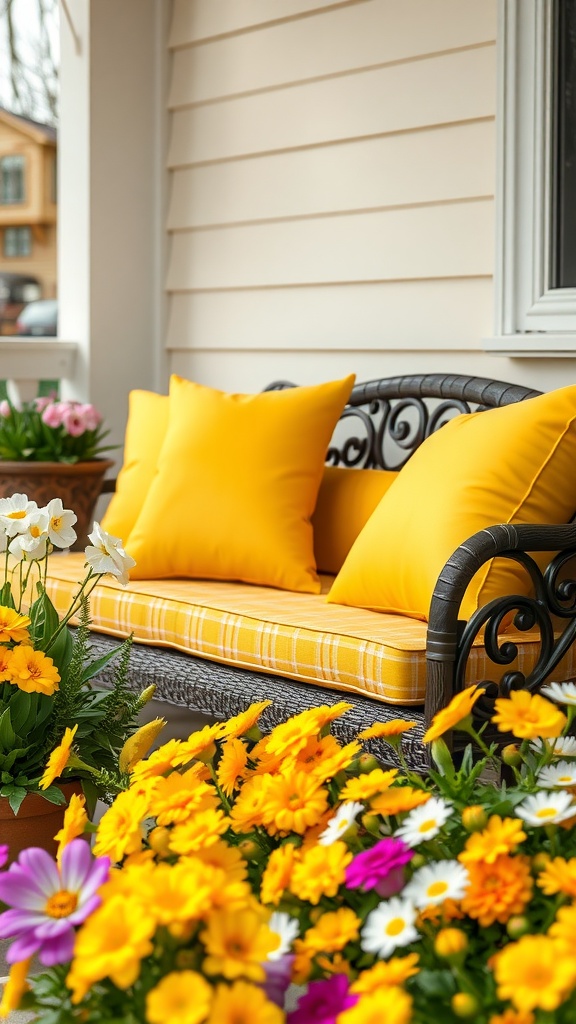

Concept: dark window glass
[[552, 0, 576, 287], [0, 155, 25, 205], [3, 227, 32, 258]]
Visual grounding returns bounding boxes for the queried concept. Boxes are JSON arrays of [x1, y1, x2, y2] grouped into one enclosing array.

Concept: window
[[3, 227, 32, 258], [0, 155, 25, 205], [489, 0, 576, 351]]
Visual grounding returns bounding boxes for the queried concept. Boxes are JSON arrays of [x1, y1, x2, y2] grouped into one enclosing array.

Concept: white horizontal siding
[[168, 120, 494, 229], [169, 0, 496, 107], [166, 279, 493, 351], [169, 0, 365, 47]]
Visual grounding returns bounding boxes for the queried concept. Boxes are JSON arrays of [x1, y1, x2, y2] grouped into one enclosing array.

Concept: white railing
[[0, 338, 78, 404]]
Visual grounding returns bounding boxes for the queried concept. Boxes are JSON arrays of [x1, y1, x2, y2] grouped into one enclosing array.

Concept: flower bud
[[356, 753, 380, 774], [501, 743, 522, 767], [532, 851, 550, 873], [148, 826, 172, 857], [506, 915, 531, 939], [136, 684, 157, 709], [410, 852, 427, 869], [430, 737, 455, 776], [238, 839, 263, 861], [361, 813, 381, 835], [434, 928, 468, 958], [461, 805, 488, 833], [451, 993, 479, 1018], [118, 718, 166, 774]]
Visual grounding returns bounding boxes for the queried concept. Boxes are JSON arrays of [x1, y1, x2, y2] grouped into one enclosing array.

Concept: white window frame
[[488, 0, 576, 354]]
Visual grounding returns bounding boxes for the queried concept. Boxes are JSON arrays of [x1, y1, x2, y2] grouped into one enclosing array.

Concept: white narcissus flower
[[8, 508, 49, 562], [541, 681, 576, 707], [360, 897, 418, 958], [537, 761, 576, 788], [46, 498, 77, 548], [0, 493, 39, 537], [84, 522, 136, 586], [318, 801, 364, 846], [267, 912, 300, 960], [515, 790, 576, 827], [402, 861, 469, 909], [394, 797, 453, 848], [530, 736, 576, 758]]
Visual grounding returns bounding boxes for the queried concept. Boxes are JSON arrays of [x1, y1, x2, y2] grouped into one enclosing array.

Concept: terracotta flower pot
[[0, 781, 84, 863], [0, 458, 114, 550]]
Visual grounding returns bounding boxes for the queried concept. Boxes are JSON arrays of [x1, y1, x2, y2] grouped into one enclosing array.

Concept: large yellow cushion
[[101, 390, 169, 543], [312, 466, 398, 574], [127, 374, 355, 592], [46, 553, 573, 706], [328, 385, 576, 621]]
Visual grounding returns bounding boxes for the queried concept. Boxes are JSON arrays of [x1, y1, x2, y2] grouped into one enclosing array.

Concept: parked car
[[0, 273, 42, 335], [15, 298, 58, 337]]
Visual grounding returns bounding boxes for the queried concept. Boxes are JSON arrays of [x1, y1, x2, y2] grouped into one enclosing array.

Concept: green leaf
[[1, 784, 28, 815], [29, 590, 60, 647], [414, 969, 457, 998], [0, 707, 16, 751], [80, 644, 127, 684], [0, 582, 15, 610], [48, 625, 74, 676], [37, 784, 67, 806]]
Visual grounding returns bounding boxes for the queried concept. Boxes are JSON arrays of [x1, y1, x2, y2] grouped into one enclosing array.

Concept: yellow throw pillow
[[312, 466, 398, 575], [328, 385, 576, 621], [101, 390, 169, 543], [127, 374, 355, 591]]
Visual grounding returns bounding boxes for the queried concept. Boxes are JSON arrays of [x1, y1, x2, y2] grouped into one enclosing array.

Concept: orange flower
[[293, 735, 361, 782], [461, 854, 532, 926], [148, 769, 217, 826], [537, 856, 576, 897], [350, 955, 420, 994], [53, 792, 88, 864], [359, 720, 417, 740], [458, 816, 527, 865], [492, 691, 567, 740], [0, 645, 12, 683], [548, 903, 576, 954], [220, 701, 272, 739], [423, 685, 482, 743], [493, 934, 576, 1012], [488, 1010, 535, 1024], [9, 645, 59, 695], [217, 739, 248, 797], [0, 606, 30, 643], [39, 725, 78, 790], [370, 787, 431, 816], [260, 771, 329, 835], [339, 768, 398, 802], [289, 841, 352, 904], [260, 844, 298, 906], [302, 908, 360, 953]]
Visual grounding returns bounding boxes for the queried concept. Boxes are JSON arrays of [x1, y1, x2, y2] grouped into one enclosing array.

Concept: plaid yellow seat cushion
[[45, 553, 576, 706]]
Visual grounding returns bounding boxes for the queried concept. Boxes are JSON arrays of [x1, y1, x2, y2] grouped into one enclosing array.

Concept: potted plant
[[0, 491, 158, 862], [0, 396, 116, 548]]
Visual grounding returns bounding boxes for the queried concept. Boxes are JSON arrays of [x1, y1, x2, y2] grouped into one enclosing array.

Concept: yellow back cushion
[[127, 374, 355, 592], [101, 390, 169, 543], [312, 466, 398, 575], [328, 386, 576, 621]]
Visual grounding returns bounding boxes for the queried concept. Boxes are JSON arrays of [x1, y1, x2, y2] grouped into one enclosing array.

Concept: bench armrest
[[425, 522, 576, 723]]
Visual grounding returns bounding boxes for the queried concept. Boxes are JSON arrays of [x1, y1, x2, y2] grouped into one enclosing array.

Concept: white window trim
[[487, 0, 576, 354]]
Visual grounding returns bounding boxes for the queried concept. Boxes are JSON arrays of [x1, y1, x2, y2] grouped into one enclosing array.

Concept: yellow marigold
[[199, 869, 255, 917], [169, 808, 230, 855], [416, 898, 464, 926], [54, 792, 88, 864], [493, 933, 576, 1011], [118, 717, 166, 774], [458, 816, 527, 865], [359, 720, 417, 740], [140, 861, 216, 927], [337, 986, 413, 1024], [303, 908, 360, 953], [217, 738, 248, 797], [0, 607, 30, 643], [9, 644, 59, 695], [307, 701, 354, 728], [146, 970, 212, 1024], [0, 958, 31, 1019], [434, 928, 468, 958], [292, 939, 314, 984], [230, 775, 271, 833], [339, 768, 398, 802], [39, 725, 78, 790], [148, 768, 217, 826], [293, 735, 361, 782], [289, 841, 352, 905], [492, 691, 567, 740], [461, 853, 533, 927], [66, 894, 155, 1003], [264, 712, 324, 760], [423, 685, 482, 743], [260, 770, 329, 835], [260, 843, 298, 906], [130, 739, 190, 784], [537, 855, 576, 897], [548, 903, 576, 953], [488, 1011, 535, 1024], [202, 907, 277, 982], [192, 840, 248, 883], [0, 646, 12, 683], [173, 722, 227, 765], [221, 700, 272, 739], [207, 980, 284, 1024], [350, 955, 419, 994], [93, 789, 150, 862], [370, 787, 431, 816]]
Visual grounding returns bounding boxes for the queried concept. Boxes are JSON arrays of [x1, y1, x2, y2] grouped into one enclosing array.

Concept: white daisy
[[402, 861, 469, 909], [537, 760, 576, 788], [394, 797, 452, 847], [515, 789, 576, 826], [267, 912, 300, 960], [318, 801, 364, 846], [85, 522, 136, 586], [541, 681, 576, 707], [0, 493, 39, 537], [530, 736, 576, 758], [46, 498, 77, 548], [360, 897, 418, 958]]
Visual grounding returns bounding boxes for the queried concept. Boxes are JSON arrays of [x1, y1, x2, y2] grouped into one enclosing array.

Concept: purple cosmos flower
[[346, 836, 412, 896], [0, 839, 110, 966], [263, 954, 295, 1007], [287, 975, 358, 1024], [0, 845, 9, 869]]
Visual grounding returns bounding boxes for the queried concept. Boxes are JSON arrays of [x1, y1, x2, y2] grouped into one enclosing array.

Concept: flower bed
[[3, 682, 576, 1022]]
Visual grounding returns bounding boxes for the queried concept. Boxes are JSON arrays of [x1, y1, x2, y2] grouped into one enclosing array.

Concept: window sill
[[484, 335, 576, 357]]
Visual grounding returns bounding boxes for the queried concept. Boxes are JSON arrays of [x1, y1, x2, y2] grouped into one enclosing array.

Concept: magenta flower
[[287, 976, 358, 1024], [0, 845, 8, 868], [0, 840, 110, 966], [346, 836, 412, 895]]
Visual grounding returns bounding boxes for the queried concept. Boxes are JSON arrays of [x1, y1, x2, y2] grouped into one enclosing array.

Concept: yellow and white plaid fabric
[[44, 553, 574, 707]]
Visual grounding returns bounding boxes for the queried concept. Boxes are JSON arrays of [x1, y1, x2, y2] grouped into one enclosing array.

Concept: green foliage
[[0, 396, 115, 463]]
